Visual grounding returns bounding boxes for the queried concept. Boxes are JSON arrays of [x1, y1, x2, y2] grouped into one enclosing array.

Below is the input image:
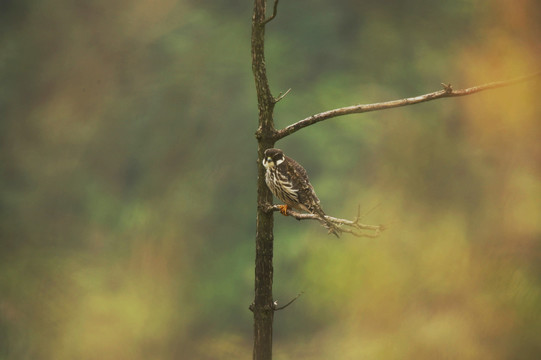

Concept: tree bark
[[251, 1, 277, 359]]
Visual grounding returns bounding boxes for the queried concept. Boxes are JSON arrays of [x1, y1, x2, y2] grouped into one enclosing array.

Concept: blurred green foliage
[[1, 0, 540, 359]]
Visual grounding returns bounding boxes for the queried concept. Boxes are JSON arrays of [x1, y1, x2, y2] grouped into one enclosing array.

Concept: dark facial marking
[[264, 148, 284, 163]]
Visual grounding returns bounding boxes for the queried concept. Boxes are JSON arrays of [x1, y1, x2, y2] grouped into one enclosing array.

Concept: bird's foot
[[277, 204, 288, 216]]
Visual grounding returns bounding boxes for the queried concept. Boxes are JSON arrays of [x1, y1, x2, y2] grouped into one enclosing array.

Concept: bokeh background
[[1, 0, 541, 359]]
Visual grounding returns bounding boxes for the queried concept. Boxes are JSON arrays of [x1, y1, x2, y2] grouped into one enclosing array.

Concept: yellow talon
[[278, 205, 288, 216]]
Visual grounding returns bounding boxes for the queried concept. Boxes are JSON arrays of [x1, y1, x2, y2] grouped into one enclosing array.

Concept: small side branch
[[275, 72, 541, 140], [262, 0, 279, 25], [274, 292, 304, 311], [269, 205, 385, 238], [274, 88, 291, 103]]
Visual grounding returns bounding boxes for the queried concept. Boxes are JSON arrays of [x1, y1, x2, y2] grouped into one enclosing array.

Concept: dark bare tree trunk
[[251, 0, 277, 359]]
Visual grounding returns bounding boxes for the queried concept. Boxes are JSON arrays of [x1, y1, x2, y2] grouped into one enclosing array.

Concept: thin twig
[[262, 0, 279, 25], [269, 205, 385, 238], [274, 88, 291, 103], [274, 292, 304, 311], [274, 72, 541, 140]]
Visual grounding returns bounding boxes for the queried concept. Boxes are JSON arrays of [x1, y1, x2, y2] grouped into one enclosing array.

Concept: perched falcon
[[262, 148, 340, 237]]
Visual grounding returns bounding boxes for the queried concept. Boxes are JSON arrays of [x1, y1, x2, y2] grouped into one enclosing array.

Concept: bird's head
[[262, 148, 285, 169]]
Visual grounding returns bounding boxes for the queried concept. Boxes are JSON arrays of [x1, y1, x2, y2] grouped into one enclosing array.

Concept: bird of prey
[[262, 148, 340, 237]]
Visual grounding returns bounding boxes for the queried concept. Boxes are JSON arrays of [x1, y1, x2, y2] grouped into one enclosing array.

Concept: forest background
[[1, 0, 540, 359]]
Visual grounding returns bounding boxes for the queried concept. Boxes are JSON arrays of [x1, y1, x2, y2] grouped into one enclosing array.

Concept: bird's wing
[[282, 156, 321, 210], [280, 156, 340, 236]]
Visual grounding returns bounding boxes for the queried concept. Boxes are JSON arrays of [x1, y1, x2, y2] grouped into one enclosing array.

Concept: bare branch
[[275, 72, 541, 140], [274, 292, 304, 311], [262, 0, 279, 25], [269, 205, 385, 238], [274, 88, 292, 103]]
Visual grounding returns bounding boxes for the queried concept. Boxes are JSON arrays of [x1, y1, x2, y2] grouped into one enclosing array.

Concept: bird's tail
[[314, 207, 341, 238]]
